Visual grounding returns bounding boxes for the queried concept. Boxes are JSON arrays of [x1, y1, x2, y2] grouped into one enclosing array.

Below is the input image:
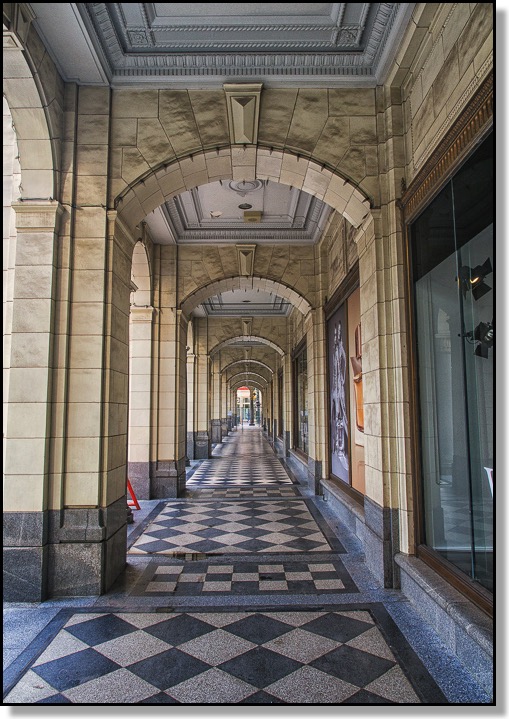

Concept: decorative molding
[[79, 3, 406, 83], [236, 244, 256, 277], [412, 55, 493, 172], [400, 72, 493, 222], [241, 318, 253, 336], [224, 83, 262, 145]]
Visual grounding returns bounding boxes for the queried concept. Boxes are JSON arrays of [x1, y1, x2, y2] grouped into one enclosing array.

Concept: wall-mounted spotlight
[[457, 258, 492, 300], [465, 319, 494, 358]]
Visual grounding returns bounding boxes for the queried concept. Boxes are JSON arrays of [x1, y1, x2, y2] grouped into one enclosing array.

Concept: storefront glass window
[[411, 134, 493, 592]]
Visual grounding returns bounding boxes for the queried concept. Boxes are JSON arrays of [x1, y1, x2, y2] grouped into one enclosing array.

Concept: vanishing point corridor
[[3, 427, 489, 704]]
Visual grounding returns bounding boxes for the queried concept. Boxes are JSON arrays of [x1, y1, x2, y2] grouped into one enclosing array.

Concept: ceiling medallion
[[228, 180, 263, 197]]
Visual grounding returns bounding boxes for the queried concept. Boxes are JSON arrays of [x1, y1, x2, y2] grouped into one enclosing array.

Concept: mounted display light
[[465, 319, 494, 358], [457, 258, 492, 300]]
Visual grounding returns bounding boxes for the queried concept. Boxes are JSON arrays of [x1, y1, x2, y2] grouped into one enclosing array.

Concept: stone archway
[[115, 146, 371, 237], [181, 275, 312, 319]]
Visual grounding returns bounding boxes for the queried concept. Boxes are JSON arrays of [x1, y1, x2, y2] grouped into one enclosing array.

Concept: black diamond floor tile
[[225, 614, 292, 644], [144, 615, 212, 645], [310, 645, 395, 687], [304, 612, 373, 643], [35, 694, 73, 704], [139, 692, 181, 704], [65, 614, 137, 646], [238, 690, 287, 704], [32, 649, 120, 692], [219, 646, 302, 689], [129, 648, 210, 690]]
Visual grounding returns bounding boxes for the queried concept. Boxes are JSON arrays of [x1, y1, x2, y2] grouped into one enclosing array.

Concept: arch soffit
[[228, 371, 270, 387], [211, 335, 284, 357], [116, 147, 372, 235], [3, 26, 55, 200], [131, 240, 152, 305], [181, 276, 311, 318], [222, 359, 274, 376]]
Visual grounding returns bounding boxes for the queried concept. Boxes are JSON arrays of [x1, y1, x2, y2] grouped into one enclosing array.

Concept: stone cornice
[[81, 2, 404, 83]]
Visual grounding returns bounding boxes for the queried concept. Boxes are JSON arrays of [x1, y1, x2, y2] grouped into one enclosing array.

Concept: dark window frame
[[400, 73, 493, 617]]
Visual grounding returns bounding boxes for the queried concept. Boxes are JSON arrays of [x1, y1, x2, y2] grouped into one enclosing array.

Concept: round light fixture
[[228, 179, 263, 196], [238, 203, 252, 210]]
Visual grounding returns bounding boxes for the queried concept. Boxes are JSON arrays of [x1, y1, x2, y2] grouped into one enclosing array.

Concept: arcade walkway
[[3, 428, 490, 704]]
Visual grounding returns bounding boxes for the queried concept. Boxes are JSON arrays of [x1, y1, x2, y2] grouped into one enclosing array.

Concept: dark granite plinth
[[210, 419, 222, 443], [307, 458, 322, 495], [128, 461, 150, 499], [284, 430, 291, 457], [3, 546, 48, 602], [150, 458, 186, 498], [364, 497, 399, 589], [3, 511, 47, 546], [194, 431, 210, 459]]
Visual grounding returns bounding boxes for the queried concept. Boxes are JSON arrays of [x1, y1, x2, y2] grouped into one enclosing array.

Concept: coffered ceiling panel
[[29, 3, 415, 86]]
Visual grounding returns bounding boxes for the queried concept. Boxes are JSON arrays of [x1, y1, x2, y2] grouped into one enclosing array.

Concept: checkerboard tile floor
[[132, 559, 358, 597], [128, 500, 338, 556], [186, 486, 300, 498], [3, 428, 463, 704], [5, 609, 444, 704]]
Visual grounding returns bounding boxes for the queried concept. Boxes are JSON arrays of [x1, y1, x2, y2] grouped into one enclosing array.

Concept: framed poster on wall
[[328, 302, 349, 483], [327, 280, 365, 495]]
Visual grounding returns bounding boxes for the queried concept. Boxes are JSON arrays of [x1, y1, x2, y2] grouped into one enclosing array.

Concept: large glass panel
[[412, 134, 493, 592]]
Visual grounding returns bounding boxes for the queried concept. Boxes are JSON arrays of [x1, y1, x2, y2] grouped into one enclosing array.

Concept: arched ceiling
[[28, 3, 415, 87]]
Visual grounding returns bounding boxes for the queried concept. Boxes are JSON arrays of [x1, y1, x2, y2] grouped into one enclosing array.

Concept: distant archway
[[211, 336, 284, 356]]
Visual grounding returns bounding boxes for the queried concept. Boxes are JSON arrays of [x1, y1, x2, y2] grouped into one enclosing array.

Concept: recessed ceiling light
[[238, 203, 252, 210], [242, 300, 251, 303], [210, 210, 223, 218]]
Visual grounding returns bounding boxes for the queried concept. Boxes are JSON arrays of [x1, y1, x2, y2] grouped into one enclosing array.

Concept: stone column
[[186, 349, 196, 461], [306, 309, 327, 494], [249, 394, 255, 426], [128, 306, 154, 499], [283, 354, 293, 455], [194, 318, 210, 458], [3, 201, 61, 601], [352, 84, 412, 589], [221, 372, 229, 437], [150, 245, 187, 497], [186, 318, 196, 461], [273, 370, 280, 440], [210, 355, 222, 443]]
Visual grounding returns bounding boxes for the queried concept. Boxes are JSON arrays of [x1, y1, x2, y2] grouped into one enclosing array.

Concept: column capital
[[130, 306, 156, 322], [12, 200, 63, 233]]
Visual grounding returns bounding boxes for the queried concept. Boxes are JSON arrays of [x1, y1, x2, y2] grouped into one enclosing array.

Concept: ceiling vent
[[243, 210, 262, 223]]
